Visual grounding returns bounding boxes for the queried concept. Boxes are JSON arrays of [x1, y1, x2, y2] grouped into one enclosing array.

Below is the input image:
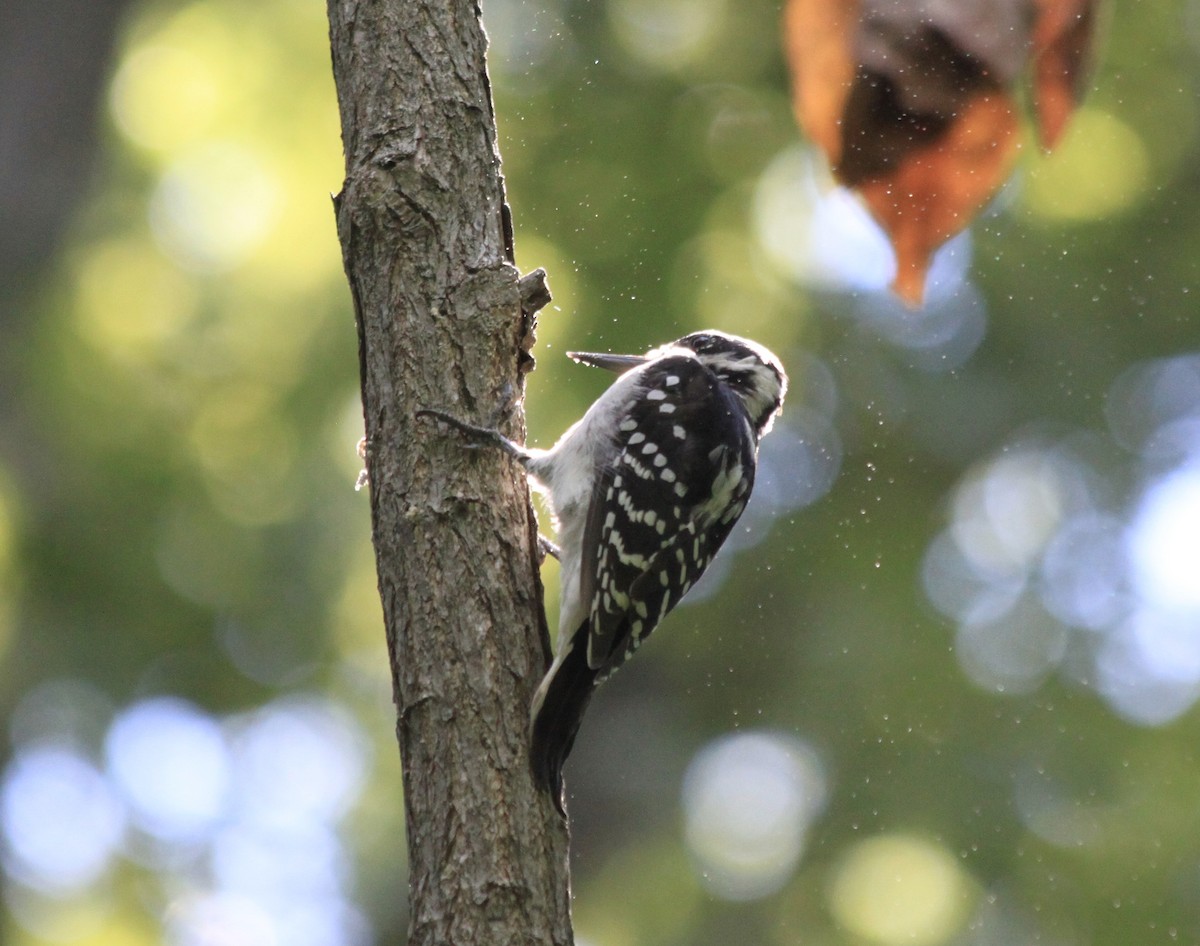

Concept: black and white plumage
[[419, 330, 786, 810]]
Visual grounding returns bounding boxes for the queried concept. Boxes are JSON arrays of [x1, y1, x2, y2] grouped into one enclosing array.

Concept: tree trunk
[[325, 2, 574, 944]]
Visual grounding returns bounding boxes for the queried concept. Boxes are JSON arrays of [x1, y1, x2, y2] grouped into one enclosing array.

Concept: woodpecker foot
[[416, 408, 529, 462], [538, 535, 562, 562], [415, 408, 498, 445]]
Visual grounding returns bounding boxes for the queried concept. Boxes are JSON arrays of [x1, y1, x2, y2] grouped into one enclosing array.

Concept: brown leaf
[[783, 0, 859, 167], [859, 92, 1019, 305], [837, 25, 1009, 187], [784, 0, 1099, 304], [1032, 0, 1099, 149]]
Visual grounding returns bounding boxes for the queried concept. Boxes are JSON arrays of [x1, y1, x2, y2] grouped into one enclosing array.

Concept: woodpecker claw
[[415, 408, 530, 462], [538, 536, 562, 562]]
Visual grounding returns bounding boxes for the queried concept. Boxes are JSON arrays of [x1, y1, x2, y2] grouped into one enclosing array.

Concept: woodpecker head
[[669, 331, 787, 438], [569, 330, 787, 439]]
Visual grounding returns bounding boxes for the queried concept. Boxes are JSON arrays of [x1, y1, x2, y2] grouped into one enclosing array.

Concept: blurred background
[[2, 0, 1200, 944]]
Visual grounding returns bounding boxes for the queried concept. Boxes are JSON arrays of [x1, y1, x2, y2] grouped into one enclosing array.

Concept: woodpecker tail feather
[[529, 632, 597, 814]]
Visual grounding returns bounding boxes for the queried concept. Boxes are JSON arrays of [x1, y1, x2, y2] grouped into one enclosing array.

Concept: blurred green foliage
[[3, 0, 1200, 945]]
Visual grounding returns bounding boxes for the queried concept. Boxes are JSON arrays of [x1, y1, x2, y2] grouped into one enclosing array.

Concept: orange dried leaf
[[783, 0, 1100, 304], [1032, 0, 1098, 150], [784, 0, 859, 167], [858, 92, 1019, 305]]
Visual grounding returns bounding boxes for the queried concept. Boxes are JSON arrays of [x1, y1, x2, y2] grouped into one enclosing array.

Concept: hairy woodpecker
[[418, 330, 787, 810]]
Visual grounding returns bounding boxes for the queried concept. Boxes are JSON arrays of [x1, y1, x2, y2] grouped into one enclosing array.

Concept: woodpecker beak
[[567, 351, 649, 374]]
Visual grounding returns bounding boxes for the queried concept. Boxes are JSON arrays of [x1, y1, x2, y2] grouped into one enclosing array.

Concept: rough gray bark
[[326, 2, 574, 944]]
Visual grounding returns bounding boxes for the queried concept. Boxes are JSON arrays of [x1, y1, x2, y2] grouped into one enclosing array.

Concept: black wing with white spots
[[580, 354, 758, 678]]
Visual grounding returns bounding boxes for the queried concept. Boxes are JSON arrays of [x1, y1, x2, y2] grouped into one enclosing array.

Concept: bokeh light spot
[[1096, 618, 1200, 726], [1128, 465, 1200, 613], [753, 145, 977, 325], [166, 892, 278, 946], [211, 821, 345, 900], [850, 256, 987, 372], [110, 43, 223, 153], [73, 238, 199, 360], [230, 697, 368, 828], [754, 148, 892, 292], [608, 0, 726, 71], [106, 697, 232, 844], [921, 529, 1025, 626], [1105, 354, 1200, 459], [682, 731, 826, 900], [1024, 108, 1149, 221], [1037, 513, 1129, 631], [1, 746, 125, 893], [150, 142, 281, 271], [828, 834, 974, 946], [951, 449, 1077, 578], [955, 595, 1070, 694]]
